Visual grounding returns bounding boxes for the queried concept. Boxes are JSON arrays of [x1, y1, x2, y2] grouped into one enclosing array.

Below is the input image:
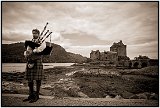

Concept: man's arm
[[33, 42, 46, 53], [28, 42, 46, 60]]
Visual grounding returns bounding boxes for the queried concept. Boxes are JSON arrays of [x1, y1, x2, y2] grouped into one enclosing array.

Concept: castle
[[90, 40, 129, 66], [90, 40, 158, 68]]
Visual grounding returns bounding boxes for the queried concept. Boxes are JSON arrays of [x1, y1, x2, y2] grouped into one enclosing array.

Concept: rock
[[129, 95, 139, 99], [149, 93, 158, 100], [136, 93, 148, 99], [41, 84, 52, 89], [19, 83, 24, 86], [67, 87, 79, 97], [144, 92, 151, 99], [137, 92, 151, 99], [105, 95, 112, 99], [115, 95, 123, 99], [129, 92, 149, 99], [40, 89, 53, 96], [77, 92, 89, 98], [121, 91, 134, 99]]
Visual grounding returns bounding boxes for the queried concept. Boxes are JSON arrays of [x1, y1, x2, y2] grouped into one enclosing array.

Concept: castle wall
[[100, 52, 106, 61], [90, 50, 100, 60], [100, 51, 118, 64]]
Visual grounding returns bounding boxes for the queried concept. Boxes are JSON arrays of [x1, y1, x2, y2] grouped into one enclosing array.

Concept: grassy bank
[[72, 67, 158, 98], [2, 66, 159, 100]]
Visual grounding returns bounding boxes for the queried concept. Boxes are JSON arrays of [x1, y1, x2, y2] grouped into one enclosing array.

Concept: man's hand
[[33, 48, 39, 53], [24, 50, 32, 58]]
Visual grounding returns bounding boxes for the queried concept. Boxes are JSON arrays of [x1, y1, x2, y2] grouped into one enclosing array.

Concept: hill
[[2, 42, 88, 63]]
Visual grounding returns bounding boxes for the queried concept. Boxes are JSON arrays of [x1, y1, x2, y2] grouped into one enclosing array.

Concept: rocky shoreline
[[2, 66, 159, 100]]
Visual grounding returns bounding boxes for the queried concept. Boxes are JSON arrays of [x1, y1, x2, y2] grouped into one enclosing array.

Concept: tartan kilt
[[25, 59, 44, 81]]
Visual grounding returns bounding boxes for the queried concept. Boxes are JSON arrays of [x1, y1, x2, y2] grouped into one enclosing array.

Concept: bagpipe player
[[23, 24, 52, 103]]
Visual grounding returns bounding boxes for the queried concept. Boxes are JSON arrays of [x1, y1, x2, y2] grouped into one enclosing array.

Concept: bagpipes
[[25, 22, 53, 55]]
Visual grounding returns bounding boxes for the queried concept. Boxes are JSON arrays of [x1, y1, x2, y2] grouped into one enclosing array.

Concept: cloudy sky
[[2, 2, 158, 59]]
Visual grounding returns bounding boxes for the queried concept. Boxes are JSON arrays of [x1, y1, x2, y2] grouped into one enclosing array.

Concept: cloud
[[83, 2, 158, 45], [62, 31, 112, 46], [2, 32, 31, 42], [2, 2, 158, 59], [47, 31, 72, 49]]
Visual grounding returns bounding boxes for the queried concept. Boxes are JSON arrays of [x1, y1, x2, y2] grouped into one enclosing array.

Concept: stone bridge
[[127, 59, 150, 68]]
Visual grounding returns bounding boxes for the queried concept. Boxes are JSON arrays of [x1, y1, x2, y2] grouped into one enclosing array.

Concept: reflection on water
[[2, 63, 74, 73]]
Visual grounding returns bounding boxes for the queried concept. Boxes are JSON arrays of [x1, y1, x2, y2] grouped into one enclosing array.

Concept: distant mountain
[[2, 42, 88, 63]]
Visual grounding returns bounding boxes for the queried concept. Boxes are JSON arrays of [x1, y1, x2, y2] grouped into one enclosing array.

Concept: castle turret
[[110, 40, 127, 57]]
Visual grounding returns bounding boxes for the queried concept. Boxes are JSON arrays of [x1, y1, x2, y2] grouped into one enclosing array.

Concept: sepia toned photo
[[1, 1, 159, 106]]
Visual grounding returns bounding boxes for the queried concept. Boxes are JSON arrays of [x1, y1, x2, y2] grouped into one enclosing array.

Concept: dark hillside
[[2, 42, 88, 63]]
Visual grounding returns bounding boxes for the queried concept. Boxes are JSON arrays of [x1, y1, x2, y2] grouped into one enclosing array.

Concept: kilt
[[25, 58, 44, 81]]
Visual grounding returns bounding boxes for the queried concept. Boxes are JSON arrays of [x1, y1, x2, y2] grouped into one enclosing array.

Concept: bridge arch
[[141, 62, 148, 68], [133, 62, 139, 68], [129, 62, 132, 68]]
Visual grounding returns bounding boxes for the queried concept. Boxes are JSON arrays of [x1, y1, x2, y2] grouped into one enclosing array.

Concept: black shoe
[[29, 92, 39, 103], [29, 97, 39, 103]]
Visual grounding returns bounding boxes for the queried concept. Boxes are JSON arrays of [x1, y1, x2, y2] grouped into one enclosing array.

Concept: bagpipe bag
[[25, 40, 53, 55]]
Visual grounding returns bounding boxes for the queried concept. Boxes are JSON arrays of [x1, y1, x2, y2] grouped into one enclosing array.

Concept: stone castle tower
[[90, 40, 128, 63], [110, 40, 127, 57]]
